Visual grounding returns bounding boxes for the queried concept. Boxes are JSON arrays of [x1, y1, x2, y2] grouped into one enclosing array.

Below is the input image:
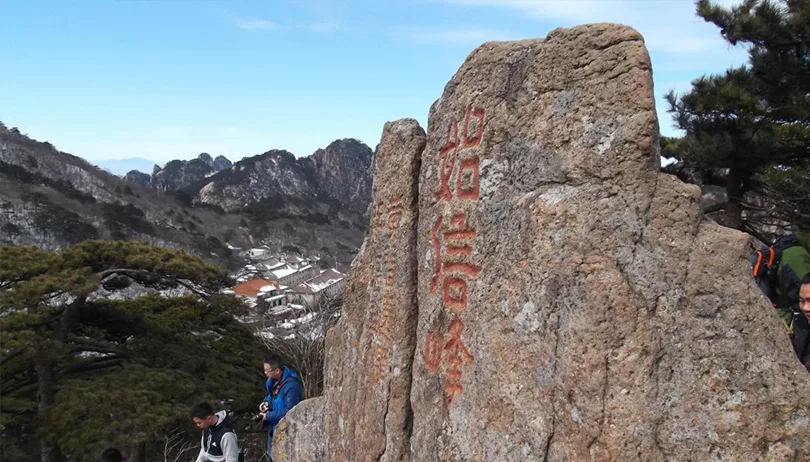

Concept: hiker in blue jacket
[[259, 354, 303, 460]]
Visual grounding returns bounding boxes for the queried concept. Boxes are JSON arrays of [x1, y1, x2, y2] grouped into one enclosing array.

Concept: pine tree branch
[[69, 342, 128, 357], [0, 346, 29, 366], [2, 313, 63, 332], [57, 356, 126, 376], [703, 202, 727, 214], [0, 278, 23, 291], [1, 376, 38, 396], [173, 278, 211, 298], [100, 268, 154, 279], [0, 405, 36, 416], [99, 268, 211, 297], [742, 222, 771, 245]]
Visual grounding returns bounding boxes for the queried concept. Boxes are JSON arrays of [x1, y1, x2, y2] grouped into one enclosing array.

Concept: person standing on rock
[[259, 354, 303, 460]]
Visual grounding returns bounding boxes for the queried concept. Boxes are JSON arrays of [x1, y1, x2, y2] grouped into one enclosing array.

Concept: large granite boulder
[[273, 23, 810, 462]]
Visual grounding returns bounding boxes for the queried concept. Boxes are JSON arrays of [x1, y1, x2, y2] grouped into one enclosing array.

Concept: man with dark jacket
[[770, 232, 810, 373], [774, 231, 810, 323], [260, 355, 303, 461], [190, 402, 241, 462], [791, 274, 810, 373]]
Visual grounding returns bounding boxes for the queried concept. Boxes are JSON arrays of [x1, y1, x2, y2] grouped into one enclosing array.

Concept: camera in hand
[[253, 401, 270, 423]]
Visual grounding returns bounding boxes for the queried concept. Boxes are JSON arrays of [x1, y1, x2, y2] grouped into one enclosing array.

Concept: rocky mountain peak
[[308, 138, 372, 211], [197, 152, 214, 166], [213, 155, 232, 171], [124, 170, 150, 187], [147, 154, 232, 192]]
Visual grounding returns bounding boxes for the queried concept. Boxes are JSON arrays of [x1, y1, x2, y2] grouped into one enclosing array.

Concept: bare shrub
[[256, 294, 342, 398]]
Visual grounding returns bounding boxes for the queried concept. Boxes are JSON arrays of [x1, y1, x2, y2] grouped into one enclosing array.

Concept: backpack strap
[[782, 317, 794, 336], [752, 247, 776, 277], [273, 377, 291, 399]]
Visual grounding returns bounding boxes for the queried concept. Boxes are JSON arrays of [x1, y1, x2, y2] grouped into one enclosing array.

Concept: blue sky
[[0, 0, 748, 166]]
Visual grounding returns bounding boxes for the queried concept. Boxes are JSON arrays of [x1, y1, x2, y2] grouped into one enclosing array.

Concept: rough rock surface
[[271, 397, 326, 462], [321, 119, 425, 461], [309, 139, 374, 211], [274, 23, 810, 462], [269, 120, 425, 462], [151, 155, 219, 192], [192, 140, 372, 214]]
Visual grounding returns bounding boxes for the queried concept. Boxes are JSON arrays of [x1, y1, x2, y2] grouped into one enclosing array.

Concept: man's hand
[[259, 412, 267, 421]]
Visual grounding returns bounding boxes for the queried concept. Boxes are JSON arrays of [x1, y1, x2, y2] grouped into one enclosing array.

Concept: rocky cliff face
[[307, 139, 373, 211], [148, 152, 233, 192], [273, 23, 810, 461], [187, 139, 373, 217], [210, 154, 232, 172], [124, 170, 151, 187], [193, 149, 316, 212], [0, 126, 366, 270]]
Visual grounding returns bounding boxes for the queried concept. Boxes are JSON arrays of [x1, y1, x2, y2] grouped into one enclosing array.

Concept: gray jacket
[[195, 411, 240, 462]]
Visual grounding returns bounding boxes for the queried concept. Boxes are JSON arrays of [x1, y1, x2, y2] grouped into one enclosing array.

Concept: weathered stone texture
[[274, 23, 810, 462], [409, 23, 810, 462], [271, 397, 326, 462], [317, 119, 425, 462]]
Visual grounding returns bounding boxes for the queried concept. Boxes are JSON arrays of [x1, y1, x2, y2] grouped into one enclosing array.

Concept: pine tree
[[0, 241, 267, 461], [666, 0, 810, 235]]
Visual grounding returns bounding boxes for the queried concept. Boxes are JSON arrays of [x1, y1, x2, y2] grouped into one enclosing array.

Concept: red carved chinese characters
[[424, 326, 443, 374], [432, 212, 481, 312], [436, 104, 484, 203], [423, 103, 486, 407], [462, 105, 485, 148], [443, 318, 473, 404], [456, 157, 480, 200], [370, 199, 407, 378]]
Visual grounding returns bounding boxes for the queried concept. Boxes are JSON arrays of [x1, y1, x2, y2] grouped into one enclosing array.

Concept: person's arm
[[220, 432, 240, 462], [195, 433, 206, 462]]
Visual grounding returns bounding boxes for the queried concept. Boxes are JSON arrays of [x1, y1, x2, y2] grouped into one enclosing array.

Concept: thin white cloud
[[235, 18, 277, 31], [398, 26, 515, 44], [441, 0, 739, 55]]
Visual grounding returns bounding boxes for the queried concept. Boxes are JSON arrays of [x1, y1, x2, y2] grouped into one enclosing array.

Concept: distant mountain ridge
[[132, 152, 235, 192], [188, 139, 373, 214], [0, 122, 370, 270], [95, 157, 158, 176]]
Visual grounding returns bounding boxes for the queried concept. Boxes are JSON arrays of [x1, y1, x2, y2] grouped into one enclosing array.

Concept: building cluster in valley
[[224, 246, 346, 337]]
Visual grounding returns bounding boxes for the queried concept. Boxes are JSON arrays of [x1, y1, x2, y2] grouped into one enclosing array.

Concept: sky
[[0, 0, 749, 166]]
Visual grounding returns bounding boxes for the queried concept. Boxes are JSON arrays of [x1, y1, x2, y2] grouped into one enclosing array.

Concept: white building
[[245, 247, 271, 260], [257, 283, 288, 309], [267, 263, 319, 287], [286, 268, 345, 308]]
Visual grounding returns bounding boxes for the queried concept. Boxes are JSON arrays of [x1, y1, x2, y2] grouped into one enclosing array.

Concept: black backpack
[[750, 233, 801, 307]]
